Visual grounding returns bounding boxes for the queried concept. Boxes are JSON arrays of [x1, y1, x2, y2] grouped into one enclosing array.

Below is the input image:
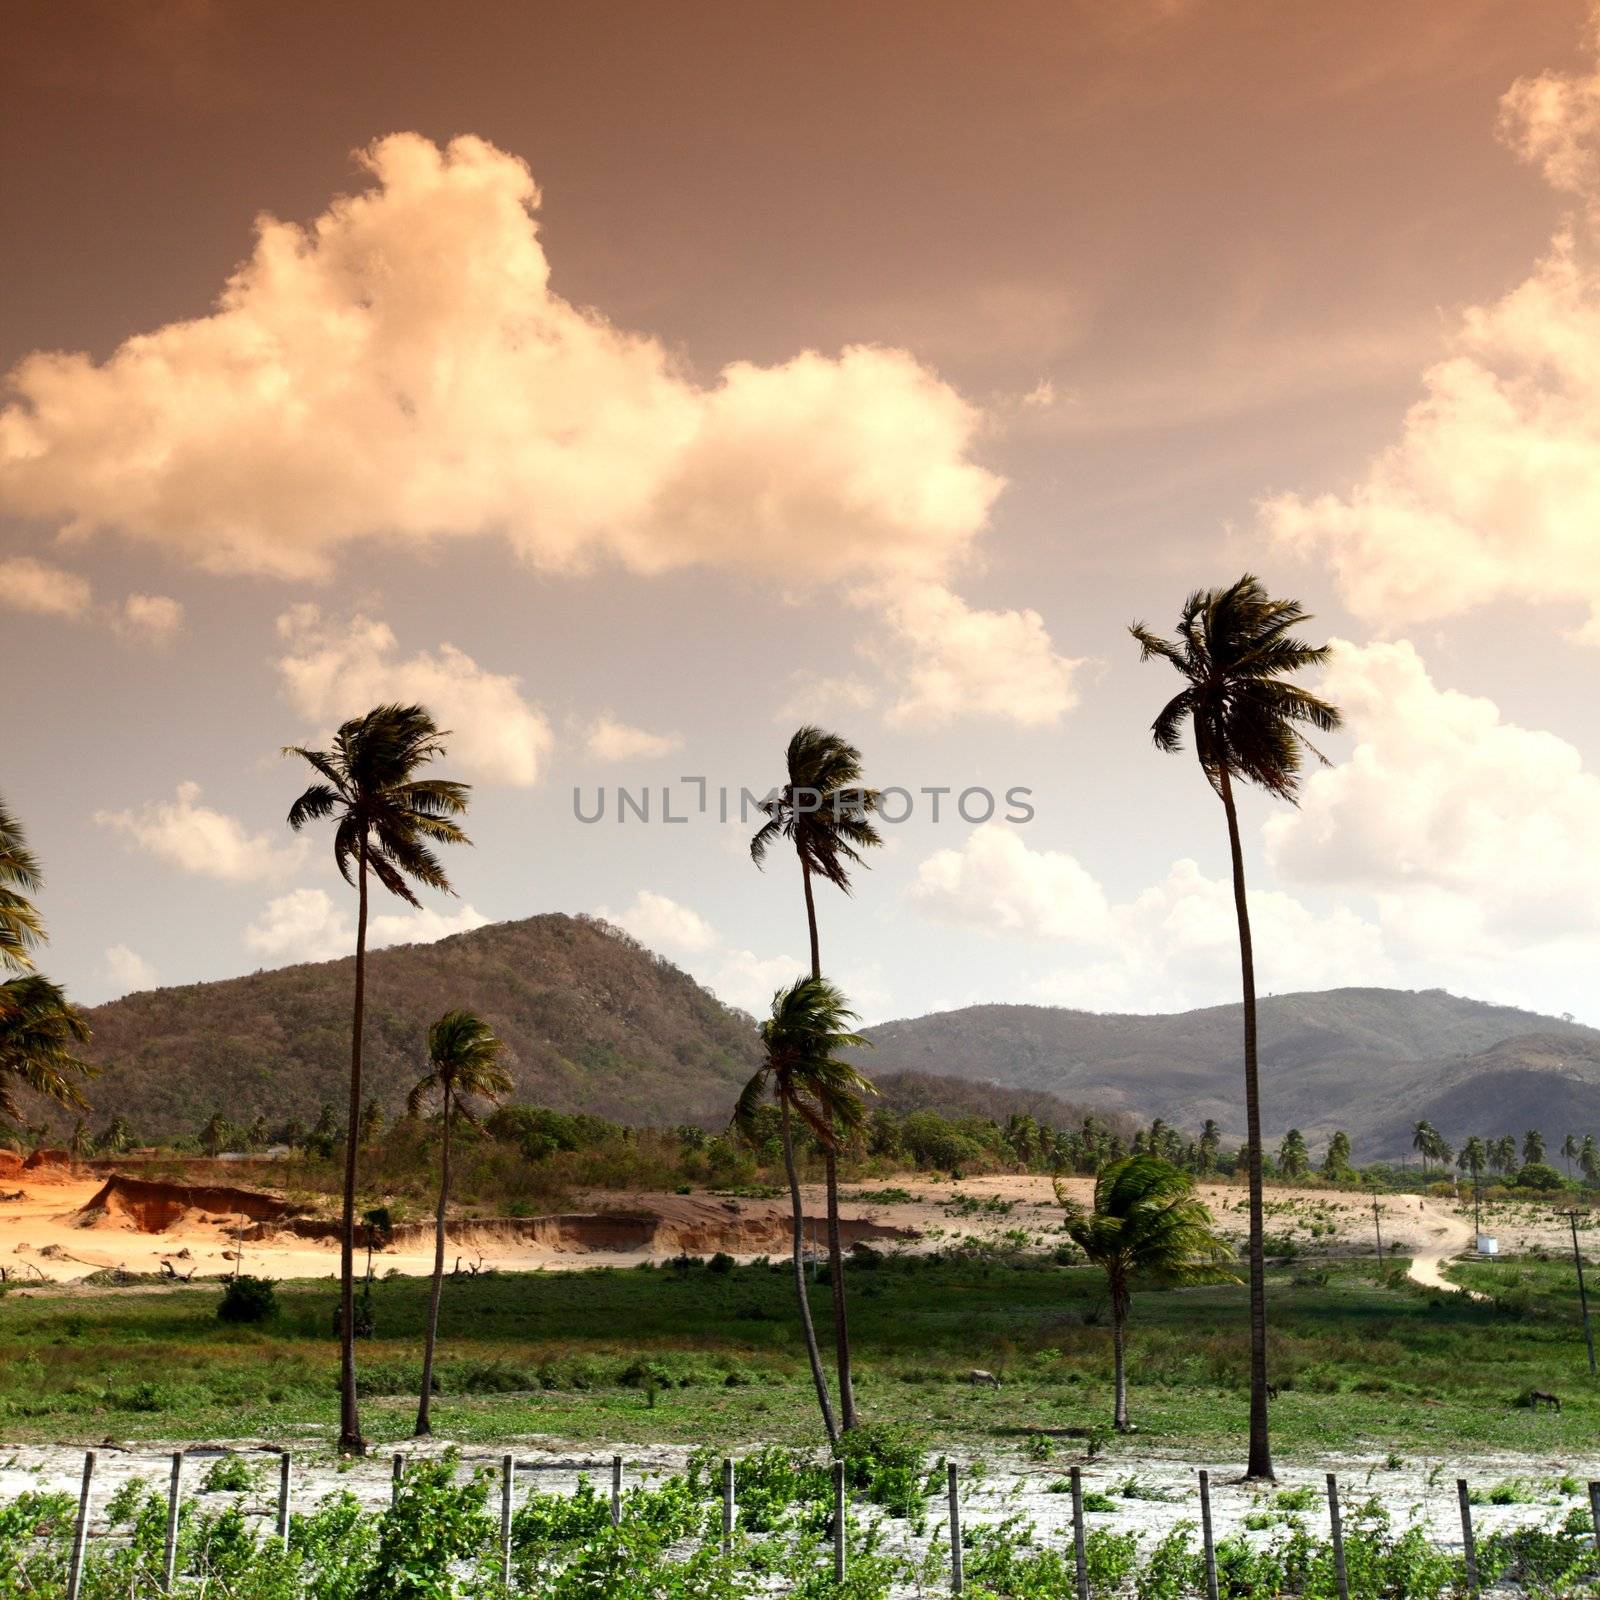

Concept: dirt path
[[1406, 1199, 1483, 1296]]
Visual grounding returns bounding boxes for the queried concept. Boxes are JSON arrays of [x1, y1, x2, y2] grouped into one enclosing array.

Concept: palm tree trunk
[[338, 836, 369, 1454], [1217, 762, 1273, 1482], [801, 853, 858, 1432], [781, 1095, 838, 1446], [416, 1089, 451, 1437], [1111, 1286, 1129, 1432]]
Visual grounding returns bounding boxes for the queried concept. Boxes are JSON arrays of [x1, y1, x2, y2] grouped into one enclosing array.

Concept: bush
[[1516, 1163, 1568, 1191], [217, 1275, 278, 1324]]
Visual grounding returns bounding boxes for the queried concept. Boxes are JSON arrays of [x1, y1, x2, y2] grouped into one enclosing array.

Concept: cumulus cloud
[[907, 822, 1108, 939], [104, 943, 157, 994], [0, 556, 92, 618], [96, 781, 307, 882], [244, 886, 486, 964], [0, 133, 1071, 725], [276, 604, 554, 786], [584, 715, 682, 763], [1266, 639, 1600, 961], [114, 592, 184, 644], [908, 824, 1388, 1013], [1265, 24, 1600, 640], [0, 134, 997, 591], [708, 947, 806, 1016], [596, 889, 718, 954]]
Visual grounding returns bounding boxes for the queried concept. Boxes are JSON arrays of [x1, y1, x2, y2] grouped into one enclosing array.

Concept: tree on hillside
[[1523, 1130, 1546, 1168], [1276, 1128, 1309, 1179], [408, 1010, 511, 1437], [201, 1111, 232, 1156], [97, 1114, 133, 1155], [736, 977, 875, 1447], [751, 726, 881, 1433], [284, 703, 471, 1454], [1058, 1155, 1235, 1431], [1321, 1131, 1352, 1181], [1131, 576, 1340, 1481]]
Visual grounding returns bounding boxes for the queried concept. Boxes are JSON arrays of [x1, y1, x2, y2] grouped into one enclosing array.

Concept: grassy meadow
[[2, 1251, 1595, 1460]]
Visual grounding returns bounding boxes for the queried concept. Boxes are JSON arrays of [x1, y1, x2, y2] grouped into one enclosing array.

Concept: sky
[[6, 0, 1600, 1027]]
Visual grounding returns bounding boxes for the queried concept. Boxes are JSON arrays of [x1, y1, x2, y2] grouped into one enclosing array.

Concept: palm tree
[[0, 974, 93, 1123], [751, 726, 881, 1432], [1583, 1136, 1599, 1186], [0, 797, 45, 975], [1131, 576, 1340, 1480], [1563, 1134, 1580, 1178], [284, 703, 471, 1453], [1276, 1128, 1309, 1179], [1523, 1130, 1546, 1168], [1058, 1155, 1235, 1431], [1197, 1120, 1221, 1175], [1459, 1137, 1487, 1233], [736, 977, 875, 1446], [1412, 1121, 1437, 1177], [408, 1010, 511, 1437]]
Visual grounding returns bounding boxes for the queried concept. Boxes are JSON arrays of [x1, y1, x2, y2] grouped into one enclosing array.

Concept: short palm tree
[[408, 1010, 511, 1437], [736, 977, 875, 1446], [1131, 575, 1340, 1481], [1058, 1155, 1235, 1431], [284, 703, 470, 1453], [751, 726, 881, 1431], [0, 974, 94, 1122]]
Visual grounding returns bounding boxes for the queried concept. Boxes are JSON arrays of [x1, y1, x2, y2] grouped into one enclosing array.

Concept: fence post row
[[947, 1461, 963, 1596], [1457, 1478, 1479, 1597], [832, 1459, 846, 1583], [1326, 1474, 1350, 1600], [721, 1457, 735, 1558], [66, 1450, 95, 1600], [1590, 1480, 1600, 1556], [161, 1451, 183, 1593], [277, 1451, 292, 1548], [611, 1455, 622, 1527]]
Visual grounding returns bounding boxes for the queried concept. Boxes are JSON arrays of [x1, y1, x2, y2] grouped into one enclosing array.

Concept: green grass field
[[1, 1253, 1595, 1459]]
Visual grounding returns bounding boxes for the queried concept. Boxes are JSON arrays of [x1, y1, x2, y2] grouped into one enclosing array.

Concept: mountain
[[78, 914, 762, 1136], [857, 988, 1600, 1160]]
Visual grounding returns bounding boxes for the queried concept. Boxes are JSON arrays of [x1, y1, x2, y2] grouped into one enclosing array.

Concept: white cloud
[[774, 675, 878, 723], [0, 555, 182, 643], [707, 948, 806, 1016], [596, 889, 718, 955], [0, 556, 91, 618], [873, 583, 1082, 728], [103, 943, 157, 994], [1265, 26, 1600, 641], [906, 822, 1109, 940], [96, 781, 307, 882], [244, 886, 486, 964], [584, 715, 682, 763], [0, 134, 998, 593], [1266, 639, 1600, 960], [276, 604, 554, 786]]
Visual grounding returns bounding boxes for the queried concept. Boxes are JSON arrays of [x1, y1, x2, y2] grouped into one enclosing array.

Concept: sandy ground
[[2, 1435, 1595, 1590], [0, 1162, 1583, 1287]]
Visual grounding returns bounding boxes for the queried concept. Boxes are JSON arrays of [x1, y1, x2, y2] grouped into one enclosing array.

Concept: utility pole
[[1569, 1212, 1596, 1377], [1371, 1198, 1384, 1264]]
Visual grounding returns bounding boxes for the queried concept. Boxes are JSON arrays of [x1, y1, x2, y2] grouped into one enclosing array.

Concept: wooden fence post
[[721, 1457, 735, 1557], [832, 1459, 846, 1583], [1589, 1480, 1600, 1556], [161, 1451, 183, 1593], [500, 1455, 514, 1588], [611, 1455, 623, 1527], [1457, 1479, 1479, 1596], [1069, 1466, 1088, 1600], [947, 1461, 963, 1596], [390, 1453, 405, 1506], [1198, 1469, 1219, 1600], [66, 1450, 95, 1600], [277, 1452, 292, 1548], [1326, 1474, 1349, 1600]]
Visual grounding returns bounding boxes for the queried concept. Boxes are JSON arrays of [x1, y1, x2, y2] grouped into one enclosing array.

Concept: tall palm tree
[[1131, 575, 1340, 1481], [1058, 1155, 1235, 1431], [408, 1010, 511, 1437], [284, 703, 470, 1453], [1524, 1130, 1546, 1167], [0, 797, 45, 975], [736, 977, 875, 1447], [1412, 1120, 1437, 1177], [751, 726, 881, 1431], [1563, 1134, 1580, 1178]]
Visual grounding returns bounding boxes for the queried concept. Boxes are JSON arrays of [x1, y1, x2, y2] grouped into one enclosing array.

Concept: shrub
[[217, 1275, 278, 1324]]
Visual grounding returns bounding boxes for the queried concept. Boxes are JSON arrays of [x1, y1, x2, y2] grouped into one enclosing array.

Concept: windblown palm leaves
[[410, 1009, 511, 1437], [285, 703, 470, 1454], [0, 974, 93, 1121], [1058, 1156, 1235, 1431], [736, 976, 875, 1445], [0, 799, 45, 975], [1131, 574, 1340, 1482]]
